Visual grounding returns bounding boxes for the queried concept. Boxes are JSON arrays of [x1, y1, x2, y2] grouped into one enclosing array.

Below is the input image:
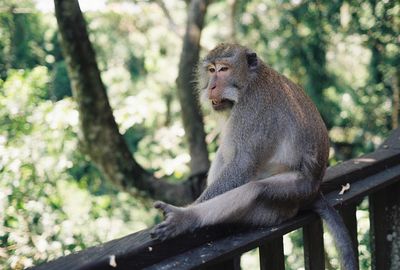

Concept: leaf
[[109, 255, 117, 268], [339, 183, 351, 195]]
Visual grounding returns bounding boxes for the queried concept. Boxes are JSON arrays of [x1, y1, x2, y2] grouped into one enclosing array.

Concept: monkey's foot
[[150, 201, 199, 241]]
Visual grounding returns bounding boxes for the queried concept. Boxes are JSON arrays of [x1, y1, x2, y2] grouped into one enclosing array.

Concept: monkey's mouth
[[211, 99, 234, 111]]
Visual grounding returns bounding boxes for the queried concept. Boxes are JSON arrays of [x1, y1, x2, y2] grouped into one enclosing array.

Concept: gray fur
[[150, 44, 356, 270]]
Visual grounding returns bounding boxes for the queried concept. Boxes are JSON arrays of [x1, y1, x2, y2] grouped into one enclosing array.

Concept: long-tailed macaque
[[151, 43, 356, 270]]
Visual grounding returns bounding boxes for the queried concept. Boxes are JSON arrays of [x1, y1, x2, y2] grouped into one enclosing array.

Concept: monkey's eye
[[219, 66, 229, 72], [208, 67, 216, 73]]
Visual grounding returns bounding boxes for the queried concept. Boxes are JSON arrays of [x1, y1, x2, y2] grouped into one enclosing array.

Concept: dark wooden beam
[[204, 257, 241, 270], [259, 236, 285, 270], [369, 181, 400, 270], [303, 219, 325, 270]]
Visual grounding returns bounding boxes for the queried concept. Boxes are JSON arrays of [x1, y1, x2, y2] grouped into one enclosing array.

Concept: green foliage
[[285, 230, 305, 269], [0, 1, 47, 79], [357, 199, 372, 270], [0, 2, 188, 268], [49, 61, 72, 100], [0, 68, 156, 269]]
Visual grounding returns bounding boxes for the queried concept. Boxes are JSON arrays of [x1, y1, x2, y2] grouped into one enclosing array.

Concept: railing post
[[259, 236, 285, 270], [303, 219, 325, 270], [369, 181, 400, 270], [206, 257, 241, 270], [340, 203, 360, 270]]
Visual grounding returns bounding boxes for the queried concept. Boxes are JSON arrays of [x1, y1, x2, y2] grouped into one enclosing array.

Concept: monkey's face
[[197, 44, 259, 112], [205, 62, 236, 111]]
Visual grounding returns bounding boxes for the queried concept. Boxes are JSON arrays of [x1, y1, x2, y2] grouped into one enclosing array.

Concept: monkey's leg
[[256, 171, 317, 201], [151, 177, 299, 240], [193, 172, 310, 226]]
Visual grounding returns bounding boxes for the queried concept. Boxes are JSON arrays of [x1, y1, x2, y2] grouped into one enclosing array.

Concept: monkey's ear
[[246, 52, 258, 71]]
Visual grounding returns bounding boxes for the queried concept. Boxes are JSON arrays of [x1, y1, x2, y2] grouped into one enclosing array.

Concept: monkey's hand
[[150, 201, 200, 241]]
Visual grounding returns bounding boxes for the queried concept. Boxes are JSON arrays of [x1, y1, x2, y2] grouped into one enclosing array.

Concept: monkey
[[150, 43, 357, 270]]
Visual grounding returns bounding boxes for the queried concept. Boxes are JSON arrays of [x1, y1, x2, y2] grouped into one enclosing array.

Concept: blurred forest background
[[0, 0, 398, 269]]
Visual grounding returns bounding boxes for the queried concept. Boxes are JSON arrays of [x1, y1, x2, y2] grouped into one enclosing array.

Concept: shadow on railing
[[32, 128, 400, 270]]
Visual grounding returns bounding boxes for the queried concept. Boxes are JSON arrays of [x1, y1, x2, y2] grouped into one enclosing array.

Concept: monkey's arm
[[195, 150, 258, 203]]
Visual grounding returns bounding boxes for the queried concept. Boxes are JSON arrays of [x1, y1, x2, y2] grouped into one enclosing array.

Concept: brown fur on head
[[197, 43, 260, 111]]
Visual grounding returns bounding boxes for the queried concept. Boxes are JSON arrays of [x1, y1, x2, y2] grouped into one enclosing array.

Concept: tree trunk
[[392, 72, 399, 129], [54, 0, 204, 205], [228, 0, 238, 42], [176, 0, 211, 176]]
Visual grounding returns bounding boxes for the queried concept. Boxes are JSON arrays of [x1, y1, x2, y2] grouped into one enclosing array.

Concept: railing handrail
[[31, 128, 400, 270]]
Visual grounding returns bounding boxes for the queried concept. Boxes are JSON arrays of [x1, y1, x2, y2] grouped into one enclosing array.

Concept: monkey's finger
[[153, 201, 164, 208], [150, 222, 166, 238], [154, 201, 174, 214], [150, 222, 176, 241], [153, 201, 168, 212]]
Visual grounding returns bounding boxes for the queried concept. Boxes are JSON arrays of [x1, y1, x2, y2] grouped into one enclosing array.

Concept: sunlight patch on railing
[[353, 158, 375, 164]]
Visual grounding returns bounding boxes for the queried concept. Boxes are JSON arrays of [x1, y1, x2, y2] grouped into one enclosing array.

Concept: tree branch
[[176, 0, 211, 176], [392, 71, 399, 129], [228, 0, 238, 42], [153, 0, 183, 38]]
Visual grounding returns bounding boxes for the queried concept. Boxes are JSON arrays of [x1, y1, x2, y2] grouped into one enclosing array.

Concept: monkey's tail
[[312, 193, 357, 270]]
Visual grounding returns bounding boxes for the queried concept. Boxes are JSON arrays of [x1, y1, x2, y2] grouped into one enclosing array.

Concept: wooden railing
[[32, 128, 400, 270]]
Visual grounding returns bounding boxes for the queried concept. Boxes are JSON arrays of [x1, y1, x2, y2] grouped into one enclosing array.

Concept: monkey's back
[[257, 64, 330, 181]]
